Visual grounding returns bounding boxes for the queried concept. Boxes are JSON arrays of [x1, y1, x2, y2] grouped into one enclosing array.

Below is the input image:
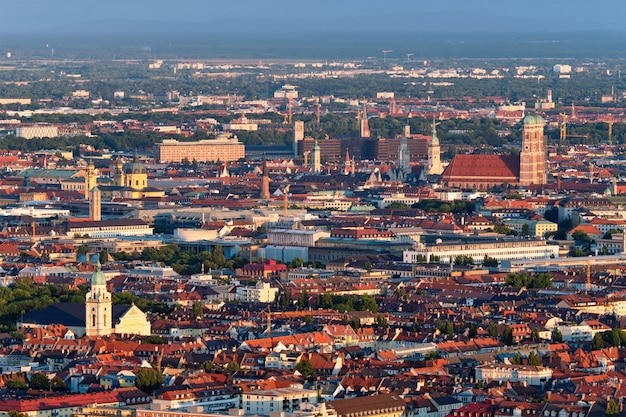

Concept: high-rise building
[[359, 102, 370, 138], [519, 115, 546, 186], [293, 120, 304, 158], [397, 126, 411, 177]]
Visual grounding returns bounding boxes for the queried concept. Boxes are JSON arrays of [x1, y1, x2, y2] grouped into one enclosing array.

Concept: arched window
[[92, 314, 96, 327]]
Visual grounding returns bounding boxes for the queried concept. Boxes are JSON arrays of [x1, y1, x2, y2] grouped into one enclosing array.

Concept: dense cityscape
[[2, 10, 626, 417]]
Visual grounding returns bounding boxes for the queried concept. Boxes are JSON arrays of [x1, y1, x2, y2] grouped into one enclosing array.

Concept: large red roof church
[[441, 115, 546, 190]]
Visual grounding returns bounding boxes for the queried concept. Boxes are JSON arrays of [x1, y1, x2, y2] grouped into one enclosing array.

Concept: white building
[[242, 388, 318, 416], [236, 281, 278, 304], [475, 364, 552, 387], [16, 124, 59, 139], [267, 229, 330, 247], [403, 239, 559, 264]]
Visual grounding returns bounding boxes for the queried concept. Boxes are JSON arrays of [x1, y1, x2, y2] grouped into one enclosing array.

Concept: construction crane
[[382, 50, 393, 63], [607, 120, 614, 145], [405, 53, 414, 62], [288, 99, 293, 125]]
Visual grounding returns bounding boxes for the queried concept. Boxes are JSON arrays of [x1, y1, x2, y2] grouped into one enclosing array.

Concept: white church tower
[[427, 119, 443, 175], [85, 261, 112, 337]]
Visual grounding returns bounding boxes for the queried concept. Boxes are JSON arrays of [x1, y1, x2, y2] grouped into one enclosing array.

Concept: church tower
[[519, 114, 546, 186], [398, 125, 411, 177], [312, 138, 321, 173], [85, 261, 112, 337], [113, 158, 125, 187], [427, 119, 443, 175], [89, 186, 101, 221], [85, 161, 97, 200], [125, 155, 147, 190]]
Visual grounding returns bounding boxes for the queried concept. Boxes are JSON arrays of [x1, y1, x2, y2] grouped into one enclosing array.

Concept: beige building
[[475, 364, 552, 386], [242, 388, 318, 415], [155, 136, 245, 163]]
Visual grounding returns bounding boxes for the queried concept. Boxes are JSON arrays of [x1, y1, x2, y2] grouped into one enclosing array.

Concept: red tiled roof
[[442, 154, 519, 180]]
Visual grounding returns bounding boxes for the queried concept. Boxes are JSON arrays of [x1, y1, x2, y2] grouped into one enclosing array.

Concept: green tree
[[511, 353, 523, 365], [192, 301, 203, 318], [201, 360, 215, 371], [488, 322, 499, 339], [593, 333, 605, 350], [303, 314, 313, 325], [364, 261, 373, 271], [352, 316, 361, 330], [521, 223, 531, 237], [76, 245, 90, 255], [468, 323, 478, 339], [6, 380, 28, 390], [99, 249, 109, 263], [226, 361, 241, 371], [502, 325, 514, 345], [376, 315, 389, 329], [135, 368, 162, 394], [361, 294, 379, 313], [527, 351, 541, 366], [294, 359, 317, 382], [483, 256, 498, 268], [298, 289, 309, 309], [606, 399, 619, 417], [50, 377, 68, 392], [552, 328, 563, 343], [531, 327, 541, 342], [8, 411, 27, 417], [29, 373, 50, 390]]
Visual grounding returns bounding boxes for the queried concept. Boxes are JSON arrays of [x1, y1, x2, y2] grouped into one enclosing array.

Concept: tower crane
[[382, 50, 393, 63]]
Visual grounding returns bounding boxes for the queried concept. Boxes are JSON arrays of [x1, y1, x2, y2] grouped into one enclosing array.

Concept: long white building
[[403, 239, 559, 264]]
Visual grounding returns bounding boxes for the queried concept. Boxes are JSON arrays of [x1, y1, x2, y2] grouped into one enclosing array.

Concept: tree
[[488, 322, 499, 339], [294, 359, 317, 382], [29, 373, 50, 390], [76, 245, 90, 255], [502, 325, 514, 346], [192, 301, 203, 318], [6, 380, 28, 390], [552, 328, 563, 343], [468, 323, 478, 339], [99, 249, 109, 263], [376, 315, 389, 329], [592, 333, 605, 350], [8, 411, 27, 417], [303, 314, 313, 325], [483, 255, 498, 268], [50, 377, 68, 392], [606, 399, 619, 417], [352, 316, 361, 330], [521, 223, 531, 237], [527, 351, 541, 366], [298, 289, 309, 309], [201, 360, 215, 371], [226, 361, 241, 371], [531, 327, 541, 342], [511, 353, 523, 365], [135, 368, 162, 394], [364, 261, 373, 271]]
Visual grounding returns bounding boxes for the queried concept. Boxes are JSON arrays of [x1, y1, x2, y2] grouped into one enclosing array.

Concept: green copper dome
[[523, 114, 545, 126], [91, 261, 106, 286], [125, 154, 147, 175]]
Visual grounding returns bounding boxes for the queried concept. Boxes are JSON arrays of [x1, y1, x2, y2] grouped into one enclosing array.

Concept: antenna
[[382, 50, 393, 63]]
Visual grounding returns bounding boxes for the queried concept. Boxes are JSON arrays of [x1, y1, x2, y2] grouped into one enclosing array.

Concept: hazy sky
[[2, 0, 625, 33]]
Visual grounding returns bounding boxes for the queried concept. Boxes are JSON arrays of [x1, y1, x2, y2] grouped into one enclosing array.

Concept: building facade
[[155, 136, 245, 163]]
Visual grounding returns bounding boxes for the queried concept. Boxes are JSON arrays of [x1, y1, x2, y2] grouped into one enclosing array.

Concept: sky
[[2, 0, 626, 34]]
